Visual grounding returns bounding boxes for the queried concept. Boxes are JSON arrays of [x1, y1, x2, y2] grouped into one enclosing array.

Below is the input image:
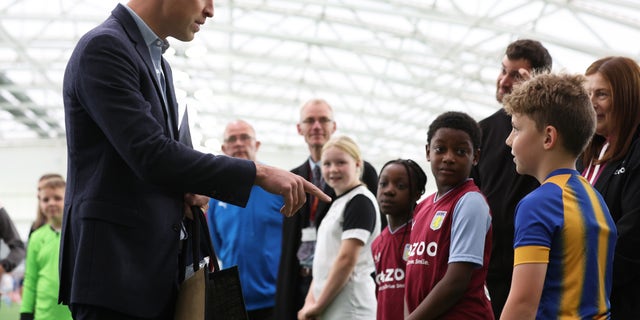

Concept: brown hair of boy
[[503, 73, 596, 156]]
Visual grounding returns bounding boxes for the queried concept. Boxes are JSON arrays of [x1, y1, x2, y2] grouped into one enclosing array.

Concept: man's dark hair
[[506, 39, 552, 73]]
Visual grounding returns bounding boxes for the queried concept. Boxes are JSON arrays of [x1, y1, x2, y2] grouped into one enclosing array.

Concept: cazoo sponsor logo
[[375, 268, 405, 285], [408, 241, 438, 257]]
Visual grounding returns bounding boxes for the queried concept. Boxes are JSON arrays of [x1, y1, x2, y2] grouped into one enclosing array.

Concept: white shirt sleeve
[[449, 191, 491, 267]]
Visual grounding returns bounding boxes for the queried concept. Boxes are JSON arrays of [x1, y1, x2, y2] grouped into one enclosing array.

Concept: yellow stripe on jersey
[[515, 171, 615, 318], [560, 180, 586, 316], [581, 178, 613, 315], [514, 245, 549, 265]]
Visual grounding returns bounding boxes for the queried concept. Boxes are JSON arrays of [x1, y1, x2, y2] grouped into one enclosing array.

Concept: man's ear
[[296, 123, 303, 136], [543, 125, 558, 150]]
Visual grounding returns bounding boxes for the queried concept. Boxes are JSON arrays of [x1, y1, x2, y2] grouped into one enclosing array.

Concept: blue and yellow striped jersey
[[514, 168, 617, 319]]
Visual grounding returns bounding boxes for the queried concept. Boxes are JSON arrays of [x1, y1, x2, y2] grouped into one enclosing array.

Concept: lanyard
[[584, 142, 609, 185]]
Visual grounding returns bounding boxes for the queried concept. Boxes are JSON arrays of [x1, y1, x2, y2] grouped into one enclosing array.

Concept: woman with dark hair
[[581, 56, 640, 319]]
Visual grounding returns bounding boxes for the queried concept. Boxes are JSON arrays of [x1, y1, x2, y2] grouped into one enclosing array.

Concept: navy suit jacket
[[60, 4, 255, 317]]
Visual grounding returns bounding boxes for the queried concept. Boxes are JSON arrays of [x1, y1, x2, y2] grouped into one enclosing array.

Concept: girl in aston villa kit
[[372, 159, 427, 320], [405, 111, 493, 320]]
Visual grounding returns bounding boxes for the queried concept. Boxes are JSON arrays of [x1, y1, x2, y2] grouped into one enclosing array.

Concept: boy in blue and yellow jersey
[[500, 73, 617, 320]]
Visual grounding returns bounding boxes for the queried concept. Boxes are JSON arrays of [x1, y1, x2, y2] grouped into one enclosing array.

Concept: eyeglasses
[[301, 117, 333, 125], [224, 134, 254, 143]]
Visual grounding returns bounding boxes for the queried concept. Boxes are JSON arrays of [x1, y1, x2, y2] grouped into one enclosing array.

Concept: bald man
[[275, 99, 382, 320], [207, 120, 283, 320]]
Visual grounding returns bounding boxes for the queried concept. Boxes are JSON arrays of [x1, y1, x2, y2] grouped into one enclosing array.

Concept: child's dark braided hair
[[379, 159, 427, 214], [379, 158, 428, 257]]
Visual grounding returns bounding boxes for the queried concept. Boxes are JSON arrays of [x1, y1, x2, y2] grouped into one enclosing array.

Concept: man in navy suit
[[59, 1, 328, 319]]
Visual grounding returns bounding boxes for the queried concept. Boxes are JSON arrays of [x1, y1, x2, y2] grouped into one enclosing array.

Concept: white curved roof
[[1, 0, 640, 169]]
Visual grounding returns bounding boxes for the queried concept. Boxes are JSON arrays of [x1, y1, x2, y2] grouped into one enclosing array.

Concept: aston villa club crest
[[402, 244, 411, 261], [430, 211, 447, 230]]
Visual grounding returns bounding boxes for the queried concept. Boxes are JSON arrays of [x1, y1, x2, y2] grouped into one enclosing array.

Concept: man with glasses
[[275, 99, 381, 320], [206, 120, 283, 320]]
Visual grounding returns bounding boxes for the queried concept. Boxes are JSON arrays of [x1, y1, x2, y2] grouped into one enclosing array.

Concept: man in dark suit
[[59, 1, 328, 319], [274, 99, 381, 319], [470, 39, 552, 319]]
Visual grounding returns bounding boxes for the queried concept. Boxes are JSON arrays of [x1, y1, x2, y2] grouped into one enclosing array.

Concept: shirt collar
[[123, 4, 170, 53], [308, 157, 321, 170]]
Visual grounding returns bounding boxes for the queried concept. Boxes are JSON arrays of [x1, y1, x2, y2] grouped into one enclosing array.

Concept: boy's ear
[[473, 148, 481, 166], [425, 144, 431, 162], [543, 125, 558, 150]]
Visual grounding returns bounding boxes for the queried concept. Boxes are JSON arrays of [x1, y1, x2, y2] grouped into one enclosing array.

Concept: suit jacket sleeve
[[0, 207, 25, 272], [67, 28, 254, 204]]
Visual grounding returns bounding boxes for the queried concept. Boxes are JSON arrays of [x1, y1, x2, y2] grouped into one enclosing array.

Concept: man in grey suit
[[60, 1, 328, 319]]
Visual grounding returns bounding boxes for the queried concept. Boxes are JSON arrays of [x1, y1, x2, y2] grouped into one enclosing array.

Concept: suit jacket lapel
[[162, 59, 179, 138], [178, 106, 192, 148], [302, 161, 335, 227], [114, 4, 175, 139]]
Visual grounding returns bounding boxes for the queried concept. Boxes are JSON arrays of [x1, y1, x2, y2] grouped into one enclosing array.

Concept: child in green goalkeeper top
[[500, 73, 617, 319], [21, 176, 72, 320]]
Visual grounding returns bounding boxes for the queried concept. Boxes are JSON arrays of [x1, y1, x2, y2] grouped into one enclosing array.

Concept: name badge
[[301, 227, 317, 242]]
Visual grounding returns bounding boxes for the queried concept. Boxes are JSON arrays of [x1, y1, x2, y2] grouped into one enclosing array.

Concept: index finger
[[280, 185, 295, 217], [303, 180, 331, 202]]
